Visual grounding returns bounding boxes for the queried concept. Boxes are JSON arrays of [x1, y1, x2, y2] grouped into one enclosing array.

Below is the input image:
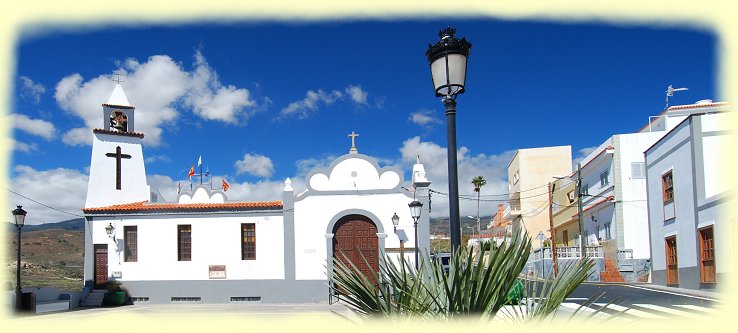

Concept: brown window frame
[[241, 223, 256, 260], [178, 225, 192, 261], [665, 236, 678, 285], [124, 226, 137, 262], [662, 171, 674, 204], [699, 226, 716, 283]]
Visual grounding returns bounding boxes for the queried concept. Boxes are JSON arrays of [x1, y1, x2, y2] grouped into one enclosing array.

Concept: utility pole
[[577, 162, 586, 259], [548, 182, 558, 277]]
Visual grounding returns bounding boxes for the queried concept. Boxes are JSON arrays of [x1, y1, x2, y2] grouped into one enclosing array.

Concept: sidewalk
[[621, 282, 724, 301]]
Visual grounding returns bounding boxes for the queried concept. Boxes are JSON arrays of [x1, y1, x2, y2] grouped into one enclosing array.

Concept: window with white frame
[[600, 170, 609, 187]]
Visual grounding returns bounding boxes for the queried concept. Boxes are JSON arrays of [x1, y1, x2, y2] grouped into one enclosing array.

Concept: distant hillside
[[430, 215, 490, 236], [6, 218, 84, 233]]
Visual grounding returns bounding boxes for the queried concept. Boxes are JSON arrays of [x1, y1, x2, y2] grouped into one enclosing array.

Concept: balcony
[[503, 204, 521, 220]]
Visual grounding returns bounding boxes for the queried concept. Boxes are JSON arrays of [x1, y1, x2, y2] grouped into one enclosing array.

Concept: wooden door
[[94, 244, 108, 288], [700, 227, 716, 283], [665, 236, 678, 285], [333, 215, 379, 283]]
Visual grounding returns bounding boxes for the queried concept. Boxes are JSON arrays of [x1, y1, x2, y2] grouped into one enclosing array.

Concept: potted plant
[[103, 280, 129, 306]]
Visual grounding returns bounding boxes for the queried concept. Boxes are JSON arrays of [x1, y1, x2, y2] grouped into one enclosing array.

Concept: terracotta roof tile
[[83, 200, 283, 214], [93, 128, 145, 138]]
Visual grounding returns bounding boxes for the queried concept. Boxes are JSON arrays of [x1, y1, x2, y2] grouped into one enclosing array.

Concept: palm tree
[[472, 176, 487, 235]]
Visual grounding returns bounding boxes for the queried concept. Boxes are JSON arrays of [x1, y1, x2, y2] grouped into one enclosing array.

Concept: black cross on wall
[[106, 146, 132, 190]]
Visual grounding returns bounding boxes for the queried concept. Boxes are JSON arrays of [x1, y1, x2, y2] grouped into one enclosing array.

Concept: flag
[[187, 165, 195, 177], [198, 155, 202, 167], [222, 178, 230, 192], [177, 182, 181, 194]]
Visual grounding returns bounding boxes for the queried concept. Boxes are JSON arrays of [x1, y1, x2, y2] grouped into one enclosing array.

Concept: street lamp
[[105, 223, 115, 239], [391, 212, 405, 267], [409, 200, 423, 270], [426, 26, 471, 256], [536, 231, 545, 279], [12, 205, 27, 311]]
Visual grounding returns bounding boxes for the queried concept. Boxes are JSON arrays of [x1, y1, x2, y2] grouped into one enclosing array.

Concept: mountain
[[6, 218, 85, 232]]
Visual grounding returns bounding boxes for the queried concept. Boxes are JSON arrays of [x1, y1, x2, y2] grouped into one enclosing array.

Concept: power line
[[6, 189, 85, 218]]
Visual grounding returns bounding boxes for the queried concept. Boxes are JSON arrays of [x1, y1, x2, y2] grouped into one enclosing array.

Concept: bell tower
[[85, 83, 149, 208]]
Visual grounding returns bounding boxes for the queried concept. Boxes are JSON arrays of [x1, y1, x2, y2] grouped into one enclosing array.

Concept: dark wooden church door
[[94, 244, 108, 289], [333, 215, 379, 282]]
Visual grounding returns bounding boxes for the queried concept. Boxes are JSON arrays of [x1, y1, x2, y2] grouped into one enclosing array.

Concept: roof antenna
[[665, 85, 688, 109]]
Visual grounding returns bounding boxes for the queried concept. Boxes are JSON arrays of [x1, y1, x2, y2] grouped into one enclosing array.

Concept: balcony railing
[[533, 246, 604, 260], [503, 204, 521, 219]]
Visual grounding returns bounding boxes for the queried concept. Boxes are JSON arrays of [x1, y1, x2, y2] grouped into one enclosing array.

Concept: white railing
[[545, 246, 604, 259]]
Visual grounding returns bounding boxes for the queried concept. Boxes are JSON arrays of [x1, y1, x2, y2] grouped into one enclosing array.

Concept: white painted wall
[[309, 158, 400, 191], [293, 192, 414, 280], [616, 132, 659, 259], [93, 213, 285, 281], [86, 133, 149, 208]]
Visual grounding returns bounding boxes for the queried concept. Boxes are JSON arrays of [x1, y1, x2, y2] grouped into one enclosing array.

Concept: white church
[[82, 84, 432, 303]]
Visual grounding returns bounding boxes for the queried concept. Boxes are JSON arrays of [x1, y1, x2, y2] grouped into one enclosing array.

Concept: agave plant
[[331, 230, 597, 321]]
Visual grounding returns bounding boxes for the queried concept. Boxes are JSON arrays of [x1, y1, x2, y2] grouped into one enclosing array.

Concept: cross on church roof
[[348, 131, 359, 154], [113, 73, 125, 84]]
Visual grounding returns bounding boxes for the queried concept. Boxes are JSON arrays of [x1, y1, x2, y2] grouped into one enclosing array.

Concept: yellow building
[[551, 176, 579, 246], [504, 146, 572, 249]]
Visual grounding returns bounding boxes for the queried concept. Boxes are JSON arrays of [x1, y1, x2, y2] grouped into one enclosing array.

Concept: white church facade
[[82, 84, 432, 303]]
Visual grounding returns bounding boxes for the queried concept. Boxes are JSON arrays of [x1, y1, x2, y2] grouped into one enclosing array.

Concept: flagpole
[[200, 164, 203, 185]]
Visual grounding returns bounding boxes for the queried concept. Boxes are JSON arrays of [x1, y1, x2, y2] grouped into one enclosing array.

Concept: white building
[[644, 101, 731, 290], [82, 84, 431, 303]]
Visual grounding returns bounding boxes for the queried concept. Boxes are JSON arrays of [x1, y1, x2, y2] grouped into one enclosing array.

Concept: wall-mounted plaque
[[112, 271, 122, 278], [209, 265, 226, 279]]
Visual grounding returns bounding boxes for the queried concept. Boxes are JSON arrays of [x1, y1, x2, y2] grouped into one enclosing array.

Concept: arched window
[[110, 110, 128, 132]]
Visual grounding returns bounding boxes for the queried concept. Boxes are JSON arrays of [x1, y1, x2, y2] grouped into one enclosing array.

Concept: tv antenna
[[665, 85, 688, 109]]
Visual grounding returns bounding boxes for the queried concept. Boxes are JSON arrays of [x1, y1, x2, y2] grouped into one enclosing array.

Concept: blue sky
[[8, 19, 717, 224]]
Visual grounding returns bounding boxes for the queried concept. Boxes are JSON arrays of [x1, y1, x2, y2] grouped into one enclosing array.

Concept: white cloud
[[61, 127, 94, 146], [19, 76, 45, 104], [8, 165, 89, 224], [183, 51, 256, 123], [399, 136, 515, 218], [345, 85, 368, 105], [235, 153, 275, 178], [294, 155, 339, 177], [10, 139, 38, 153], [409, 110, 442, 127], [279, 89, 342, 119], [145, 155, 171, 164], [54, 52, 259, 147], [573, 146, 598, 167], [11, 114, 56, 140]]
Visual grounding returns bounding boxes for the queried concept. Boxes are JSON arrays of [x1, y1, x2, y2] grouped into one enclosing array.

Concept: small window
[[604, 223, 612, 240], [178, 225, 192, 261], [631, 162, 645, 179], [124, 226, 137, 262], [512, 170, 520, 184], [600, 170, 609, 187], [662, 171, 674, 204], [581, 184, 589, 196], [242, 223, 256, 260], [567, 190, 575, 203]]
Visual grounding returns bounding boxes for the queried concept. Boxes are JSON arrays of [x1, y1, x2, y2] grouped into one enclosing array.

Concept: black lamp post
[[409, 200, 423, 269], [426, 27, 471, 256], [12, 205, 27, 311]]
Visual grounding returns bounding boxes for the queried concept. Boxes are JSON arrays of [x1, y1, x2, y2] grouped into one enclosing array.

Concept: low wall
[[20, 287, 82, 309]]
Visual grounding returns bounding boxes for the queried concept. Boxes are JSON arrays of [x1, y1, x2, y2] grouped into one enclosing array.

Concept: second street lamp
[[12, 205, 27, 311], [426, 26, 471, 256], [409, 200, 423, 270]]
